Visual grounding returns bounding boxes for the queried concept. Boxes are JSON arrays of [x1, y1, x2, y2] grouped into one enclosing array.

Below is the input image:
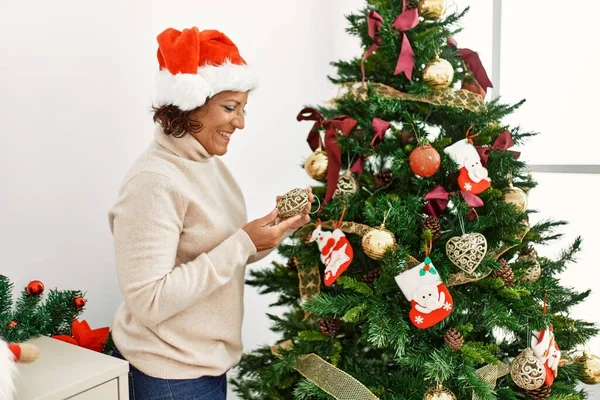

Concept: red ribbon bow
[[475, 130, 520, 167], [297, 108, 358, 203], [350, 117, 391, 176], [361, 11, 384, 84], [52, 319, 110, 353], [392, 0, 419, 80], [423, 185, 483, 220], [448, 36, 493, 94]]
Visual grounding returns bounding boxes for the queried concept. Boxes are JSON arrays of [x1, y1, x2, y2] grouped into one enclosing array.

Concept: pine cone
[[444, 328, 464, 351], [423, 216, 441, 241], [400, 130, 416, 145], [374, 170, 393, 187], [494, 259, 515, 287], [526, 384, 551, 400], [520, 246, 538, 257], [362, 268, 382, 285], [286, 257, 299, 271], [319, 318, 342, 338]]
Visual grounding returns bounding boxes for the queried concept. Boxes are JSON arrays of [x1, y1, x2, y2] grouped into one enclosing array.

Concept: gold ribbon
[[297, 264, 321, 303], [334, 82, 487, 113], [270, 341, 380, 400], [472, 363, 510, 400]]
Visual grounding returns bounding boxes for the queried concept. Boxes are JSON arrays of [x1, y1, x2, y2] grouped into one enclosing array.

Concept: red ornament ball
[[7, 321, 17, 329], [74, 297, 86, 310], [27, 280, 45, 296], [409, 144, 441, 177]]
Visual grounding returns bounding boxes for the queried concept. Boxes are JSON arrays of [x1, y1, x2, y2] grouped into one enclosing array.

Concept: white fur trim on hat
[[153, 60, 258, 111], [0, 338, 17, 400]]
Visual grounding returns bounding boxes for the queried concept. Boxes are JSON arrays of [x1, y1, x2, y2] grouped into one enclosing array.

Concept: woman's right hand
[[242, 209, 304, 252]]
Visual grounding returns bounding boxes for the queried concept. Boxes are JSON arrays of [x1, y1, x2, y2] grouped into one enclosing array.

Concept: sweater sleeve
[[109, 172, 257, 327]]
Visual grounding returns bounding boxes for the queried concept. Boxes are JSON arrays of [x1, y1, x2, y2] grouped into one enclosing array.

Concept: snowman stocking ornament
[[307, 219, 354, 286], [395, 257, 453, 328], [444, 126, 491, 194]]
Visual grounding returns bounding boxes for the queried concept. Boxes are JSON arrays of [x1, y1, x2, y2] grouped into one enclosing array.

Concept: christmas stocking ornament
[[531, 326, 561, 387], [394, 257, 453, 328], [444, 128, 491, 194], [307, 220, 354, 286]]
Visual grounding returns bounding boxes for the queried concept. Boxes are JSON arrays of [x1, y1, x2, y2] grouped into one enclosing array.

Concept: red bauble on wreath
[[74, 297, 86, 310], [27, 280, 44, 296], [409, 143, 441, 177]]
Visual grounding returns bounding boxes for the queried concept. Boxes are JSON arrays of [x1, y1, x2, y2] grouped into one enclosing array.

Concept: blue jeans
[[112, 348, 227, 400]]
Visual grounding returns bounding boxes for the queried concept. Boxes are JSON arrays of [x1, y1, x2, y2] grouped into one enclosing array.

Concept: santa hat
[[153, 27, 258, 111]]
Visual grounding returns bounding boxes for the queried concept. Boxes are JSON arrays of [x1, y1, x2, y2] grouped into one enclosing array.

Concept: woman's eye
[[224, 106, 235, 112]]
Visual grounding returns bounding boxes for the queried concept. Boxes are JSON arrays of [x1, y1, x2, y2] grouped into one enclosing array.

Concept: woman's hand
[[243, 209, 303, 252]]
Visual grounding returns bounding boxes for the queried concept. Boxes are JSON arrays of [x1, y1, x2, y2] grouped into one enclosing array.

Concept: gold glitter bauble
[[333, 170, 358, 199], [518, 251, 541, 283], [575, 353, 600, 385], [510, 348, 546, 390], [361, 227, 396, 260], [423, 57, 454, 90], [418, 0, 447, 20], [502, 185, 528, 213], [277, 188, 309, 219], [423, 384, 456, 400], [304, 149, 328, 181]]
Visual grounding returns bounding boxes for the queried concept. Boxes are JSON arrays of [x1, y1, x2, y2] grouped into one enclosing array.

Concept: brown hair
[[152, 105, 204, 138]]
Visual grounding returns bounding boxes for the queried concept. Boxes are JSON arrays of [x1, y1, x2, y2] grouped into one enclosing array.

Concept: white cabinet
[[13, 336, 129, 400]]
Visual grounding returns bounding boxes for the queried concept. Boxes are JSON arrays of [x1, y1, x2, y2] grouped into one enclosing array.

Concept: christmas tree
[[232, 1, 598, 399]]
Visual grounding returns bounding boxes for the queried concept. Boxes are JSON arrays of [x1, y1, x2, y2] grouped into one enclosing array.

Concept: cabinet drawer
[[67, 379, 118, 400]]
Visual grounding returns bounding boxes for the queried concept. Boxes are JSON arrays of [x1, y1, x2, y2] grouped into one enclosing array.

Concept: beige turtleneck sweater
[[109, 127, 259, 379]]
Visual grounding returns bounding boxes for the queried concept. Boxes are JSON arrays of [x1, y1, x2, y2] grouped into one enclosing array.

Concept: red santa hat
[[153, 27, 258, 111]]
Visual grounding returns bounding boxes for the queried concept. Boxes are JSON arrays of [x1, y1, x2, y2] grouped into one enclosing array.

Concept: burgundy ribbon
[[423, 185, 483, 220], [371, 118, 390, 149], [391, 0, 419, 80], [323, 116, 358, 203], [296, 107, 325, 151], [447, 36, 493, 93], [361, 11, 384, 84], [475, 130, 520, 168]]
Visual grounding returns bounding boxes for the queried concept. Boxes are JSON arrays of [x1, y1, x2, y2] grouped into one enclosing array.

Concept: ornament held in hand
[[304, 149, 328, 181], [307, 221, 354, 286], [445, 233, 487, 275], [409, 144, 441, 177], [395, 257, 453, 329], [277, 188, 309, 219], [423, 57, 454, 90]]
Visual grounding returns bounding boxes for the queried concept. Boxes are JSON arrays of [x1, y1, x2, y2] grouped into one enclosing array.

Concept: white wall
[[1, 1, 598, 399]]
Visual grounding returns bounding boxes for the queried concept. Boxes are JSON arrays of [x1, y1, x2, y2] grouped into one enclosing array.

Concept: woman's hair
[[152, 104, 204, 138]]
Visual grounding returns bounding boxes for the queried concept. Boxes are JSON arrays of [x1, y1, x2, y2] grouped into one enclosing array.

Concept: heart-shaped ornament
[[445, 233, 487, 274]]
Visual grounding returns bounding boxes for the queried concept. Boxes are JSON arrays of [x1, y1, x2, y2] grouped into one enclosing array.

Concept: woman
[[109, 27, 312, 399]]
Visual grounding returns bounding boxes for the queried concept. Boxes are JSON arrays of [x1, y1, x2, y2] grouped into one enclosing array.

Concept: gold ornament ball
[[510, 348, 546, 390], [277, 188, 309, 219], [418, 0, 447, 20], [575, 353, 600, 385], [423, 385, 456, 400], [304, 150, 328, 181], [362, 227, 396, 260], [502, 186, 528, 213], [518, 253, 541, 283], [423, 58, 454, 90], [333, 170, 358, 199]]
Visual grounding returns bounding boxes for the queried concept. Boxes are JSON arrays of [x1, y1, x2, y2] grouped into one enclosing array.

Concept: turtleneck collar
[[154, 126, 213, 162]]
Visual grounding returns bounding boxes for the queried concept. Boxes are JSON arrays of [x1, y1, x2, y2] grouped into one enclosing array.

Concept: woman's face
[[189, 90, 249, 156]]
